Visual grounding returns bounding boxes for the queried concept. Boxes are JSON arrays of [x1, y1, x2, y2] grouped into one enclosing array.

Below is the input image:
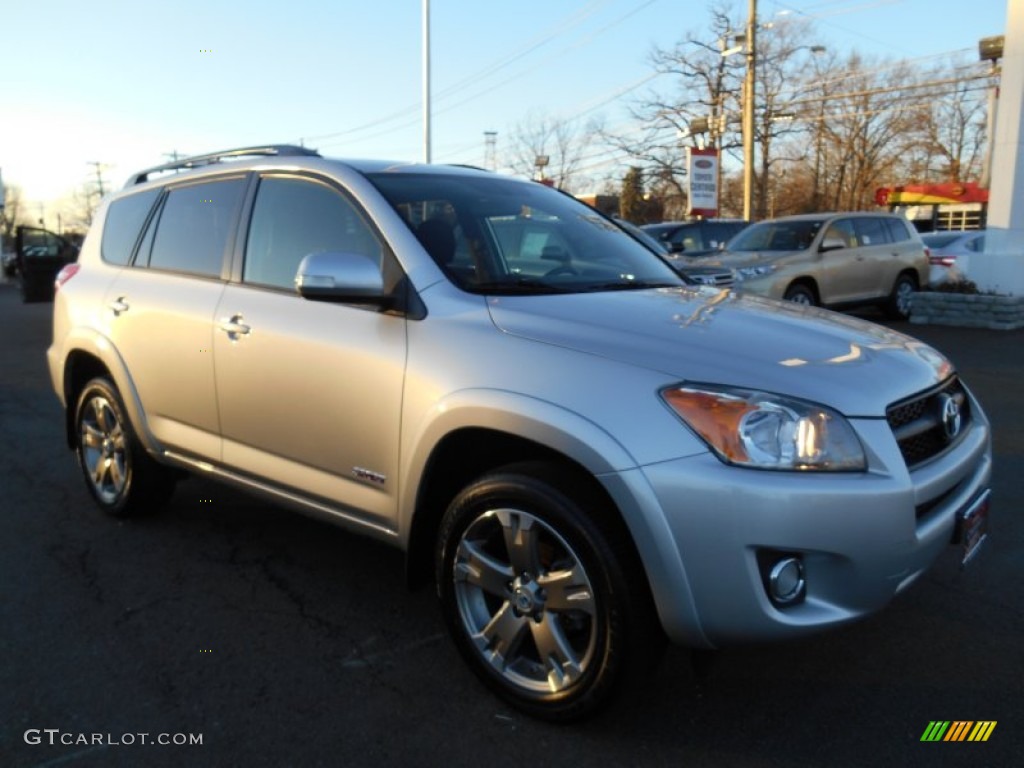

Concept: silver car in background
[[48, 147, 991, 720]]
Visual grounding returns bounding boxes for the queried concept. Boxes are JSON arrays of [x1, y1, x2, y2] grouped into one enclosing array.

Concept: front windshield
[[368, 172, 682, 294], [728, 219, 824, 252]]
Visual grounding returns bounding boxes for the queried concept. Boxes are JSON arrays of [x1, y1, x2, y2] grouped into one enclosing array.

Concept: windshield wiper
[[469, 278, 574, 295], [584, 280, 681, 292]]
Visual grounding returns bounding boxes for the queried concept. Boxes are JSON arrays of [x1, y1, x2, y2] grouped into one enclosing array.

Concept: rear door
[[15, 226, 78, 299], [102, 175, 247, 459], [851, 216, 897, 299]]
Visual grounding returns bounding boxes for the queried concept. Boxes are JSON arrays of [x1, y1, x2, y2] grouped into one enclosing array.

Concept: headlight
[[734, 264, 777, 280], [662, 385, 866, 471]]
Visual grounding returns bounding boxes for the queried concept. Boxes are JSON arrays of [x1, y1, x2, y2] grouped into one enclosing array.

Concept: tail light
[[55, 263, 81, 289], [928, 254, 956, 267]]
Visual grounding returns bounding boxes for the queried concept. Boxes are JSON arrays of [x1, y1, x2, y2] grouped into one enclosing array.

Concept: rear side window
[[148, 177, 246, 277], [101, 189, 159, 265], [853, 217, 892, 246]]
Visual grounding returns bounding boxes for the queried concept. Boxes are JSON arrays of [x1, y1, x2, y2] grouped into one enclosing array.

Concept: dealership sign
[[687, 147, 719, 217]]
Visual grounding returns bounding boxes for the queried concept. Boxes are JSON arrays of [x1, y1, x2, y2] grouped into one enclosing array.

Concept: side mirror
[[295, 251, 390, 305], [819, 237, 846, 253], [667, 241, 686, 254]]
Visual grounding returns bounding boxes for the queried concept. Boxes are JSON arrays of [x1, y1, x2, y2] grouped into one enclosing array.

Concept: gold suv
[[709, 212, 929, 319]]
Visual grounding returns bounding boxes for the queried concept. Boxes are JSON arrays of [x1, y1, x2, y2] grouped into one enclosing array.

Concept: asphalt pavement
[[1, 277, 1021, 768]]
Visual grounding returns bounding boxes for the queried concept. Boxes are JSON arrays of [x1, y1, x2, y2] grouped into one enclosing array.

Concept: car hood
[[486, 287, 952, 417]]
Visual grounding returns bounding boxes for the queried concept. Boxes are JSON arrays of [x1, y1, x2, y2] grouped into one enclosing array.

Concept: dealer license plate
[[955, 489, 990, 568]]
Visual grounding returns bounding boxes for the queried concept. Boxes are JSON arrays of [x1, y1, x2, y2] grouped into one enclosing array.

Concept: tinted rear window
[[101, 189, 160, 265]]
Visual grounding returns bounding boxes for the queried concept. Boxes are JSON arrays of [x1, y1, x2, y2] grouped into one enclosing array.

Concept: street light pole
[[423, 0, 432, 164], [742, 0, 757, 221]]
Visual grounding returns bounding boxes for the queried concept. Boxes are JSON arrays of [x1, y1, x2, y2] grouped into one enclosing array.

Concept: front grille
[[887, 377, 971, 469], [685, 269, 734, 288]]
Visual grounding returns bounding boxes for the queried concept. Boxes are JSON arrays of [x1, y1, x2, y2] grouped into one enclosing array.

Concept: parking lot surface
[[1, 277, 1021, 767]]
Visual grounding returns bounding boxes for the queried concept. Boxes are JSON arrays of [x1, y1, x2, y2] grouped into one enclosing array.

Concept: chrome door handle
[[108, 297, 130, 316], [219, 314, 251, 340]]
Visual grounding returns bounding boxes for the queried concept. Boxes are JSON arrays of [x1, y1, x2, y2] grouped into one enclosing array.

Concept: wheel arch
[[400, 393, 704, 645], [59, 332, 156, 456], [784, 277, 820, 303]]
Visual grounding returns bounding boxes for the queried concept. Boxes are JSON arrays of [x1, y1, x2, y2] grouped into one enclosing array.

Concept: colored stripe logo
[[920, 721, 997, 742]]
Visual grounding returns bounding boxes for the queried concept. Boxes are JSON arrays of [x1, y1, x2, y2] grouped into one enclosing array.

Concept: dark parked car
[[15, 226, 79, 302], [641, 219, 749, 257], [616, 218, 734, 288]]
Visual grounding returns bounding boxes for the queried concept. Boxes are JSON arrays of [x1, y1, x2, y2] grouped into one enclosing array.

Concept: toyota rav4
[[48, 146, 991, 720]]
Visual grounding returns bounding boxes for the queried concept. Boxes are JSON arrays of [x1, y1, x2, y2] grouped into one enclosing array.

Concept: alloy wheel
[[452, 507, 598, 695]]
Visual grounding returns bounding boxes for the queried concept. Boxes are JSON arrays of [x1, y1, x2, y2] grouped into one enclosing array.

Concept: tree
[[504, 111, 594, 192], [608, 3, 826, 219], [912, 57, 988, 182], [604, 5, 744, 218], [1, 184, 30, 247], [619, 167, 645, 222]]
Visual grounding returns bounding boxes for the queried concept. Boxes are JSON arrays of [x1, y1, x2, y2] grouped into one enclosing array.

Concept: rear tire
[[436, 462, 662, 721], [73, 377, 177, 517], [884, 273, 917, 320]]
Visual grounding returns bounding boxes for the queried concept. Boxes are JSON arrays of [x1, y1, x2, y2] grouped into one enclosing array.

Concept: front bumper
[[612, 404, 991, 648]]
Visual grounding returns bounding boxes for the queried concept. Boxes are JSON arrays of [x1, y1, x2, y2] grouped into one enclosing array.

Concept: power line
[[303, 0, 615, 144]]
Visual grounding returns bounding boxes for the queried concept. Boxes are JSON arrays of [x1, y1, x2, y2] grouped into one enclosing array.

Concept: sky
[[0, 0, 1010, 229]]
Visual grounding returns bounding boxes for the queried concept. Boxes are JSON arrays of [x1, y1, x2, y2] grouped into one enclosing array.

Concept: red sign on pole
[[687, 147, 719, 218]]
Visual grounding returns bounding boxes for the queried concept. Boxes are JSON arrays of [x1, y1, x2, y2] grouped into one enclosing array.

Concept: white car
[[921, 230, 986, 286]]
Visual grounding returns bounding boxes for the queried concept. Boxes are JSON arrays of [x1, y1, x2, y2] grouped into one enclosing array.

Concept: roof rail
[[126, 144, 320, 187]]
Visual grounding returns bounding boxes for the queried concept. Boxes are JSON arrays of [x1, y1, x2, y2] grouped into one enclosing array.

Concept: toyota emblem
[[939, 394, 962, 441]]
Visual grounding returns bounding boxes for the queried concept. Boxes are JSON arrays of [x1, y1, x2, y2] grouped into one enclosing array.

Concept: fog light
[[768, 557, 805, 604]]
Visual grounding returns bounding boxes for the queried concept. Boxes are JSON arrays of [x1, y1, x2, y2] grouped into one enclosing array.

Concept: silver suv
[[48, 146, 991, 720], [707, 212, 929, 318]]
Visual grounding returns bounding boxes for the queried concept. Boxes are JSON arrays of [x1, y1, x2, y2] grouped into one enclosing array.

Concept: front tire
[[74, 377, 177, 517], [436, 463, 659, 721], [783, 282, 817, 306]]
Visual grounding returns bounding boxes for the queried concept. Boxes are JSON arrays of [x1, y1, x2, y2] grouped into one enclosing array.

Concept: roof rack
[[126, 144, 320, 187]]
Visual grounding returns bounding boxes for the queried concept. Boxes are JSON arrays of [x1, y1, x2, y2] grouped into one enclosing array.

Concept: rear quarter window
[[883, 217, 914, 244], [101, 189, 160, 265]]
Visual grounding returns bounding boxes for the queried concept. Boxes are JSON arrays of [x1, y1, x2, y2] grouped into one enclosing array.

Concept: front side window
[[244, 176, 384, 290], [729, 220, 823, 252], [148, 177, 246, 277], [369, 173, 681, 294], [823, 219, 857, 248]]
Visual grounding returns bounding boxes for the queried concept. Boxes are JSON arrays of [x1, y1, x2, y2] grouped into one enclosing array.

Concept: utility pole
[[742, 0, 757, 222], [87, 161, 108, 199], [423, 0, 432, 164], [484, 131, 498, 171]]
